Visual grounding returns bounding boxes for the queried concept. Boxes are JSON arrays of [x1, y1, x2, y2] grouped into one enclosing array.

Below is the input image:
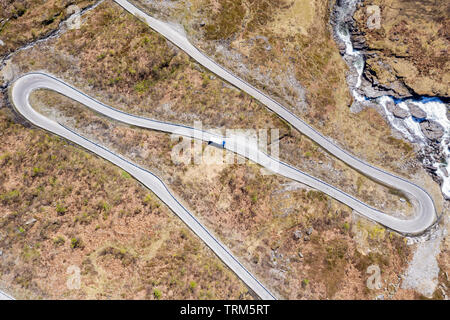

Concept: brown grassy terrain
[[0, 105, 251, 299], [24, 86, 418, 299], [4, 0, 419, 215], [129, 0, 443, 205], [0, 0, 444, 299], [0, 0, 98, 59]]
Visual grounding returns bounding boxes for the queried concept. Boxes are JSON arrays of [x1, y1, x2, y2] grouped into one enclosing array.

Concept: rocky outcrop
[[352, 0, 449, 99], [293, 230, 302, 240], [419, 120, 445, 141], [331, 0, 449, 200], [419, 141, 445, 185], [350, 34, 366, 50], [392, 106, 409, 119], [407, 102, 426, 119], [386, 100, 409, 119]]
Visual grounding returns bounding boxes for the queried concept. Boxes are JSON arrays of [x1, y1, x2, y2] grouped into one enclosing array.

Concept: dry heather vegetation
[[25, 85, 419, 299], [0, 0, 444, 299], [131, 0, 443, 205], [7, 0, 416, 215], [0, 0, 97, 59], [0, 105, 251, 299]]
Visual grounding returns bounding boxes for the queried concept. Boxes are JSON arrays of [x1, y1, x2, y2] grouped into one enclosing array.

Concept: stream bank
[[331, 0, 449, 200]]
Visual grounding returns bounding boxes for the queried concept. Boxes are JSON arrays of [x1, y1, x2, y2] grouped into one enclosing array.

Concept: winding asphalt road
[[113, 0, 437, 234], [7, 0, 438, 300], [10, 73, 276, 300]]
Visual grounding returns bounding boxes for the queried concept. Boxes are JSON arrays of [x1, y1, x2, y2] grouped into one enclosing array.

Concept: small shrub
[[343, 222, 350, 232], [302, 279, 309, 288], [143, 194, 152, 205], [121, 170, 131, 179], [70, 237, 81, 249], [53, 236, 65, 246], [31, 167, 43, 177], [153, 288, 162, 300], [102, 202, 111, 212], [189, 280, 197, 291], [96, 53, 106, 60], [56, 203, 67, 215], [1, 189, 20, 204]]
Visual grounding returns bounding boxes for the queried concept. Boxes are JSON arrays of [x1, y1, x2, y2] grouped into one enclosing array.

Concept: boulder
[[392, 105, 410, 119], [440, 167, 449, 178], [407, 102, 426, 119], [351, 34, 367, 50], [385, 100, 396, 113], [420, 120, 444, 141], [25, 218, 37, 225], [293, 230, 302, 241], [337, 41, 347, 55]]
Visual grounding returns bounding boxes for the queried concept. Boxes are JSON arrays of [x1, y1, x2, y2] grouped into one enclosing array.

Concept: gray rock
[[350, 101, 365, 113], [431, 173, 443, 185], [407, 102, 426, 119], [306, 227, 313, 235], [351, 34, 366, 50], [420, 120, 444, 141], [304, 236, 310, 242], [385, 100, 396, 113], [425, 164, 437, 172], [392, 106, 410, 119], [337, 41, 346, 55], [298, 251, 303, 258], [293, 230, 302, 240], [25, 218, 37, 225]]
